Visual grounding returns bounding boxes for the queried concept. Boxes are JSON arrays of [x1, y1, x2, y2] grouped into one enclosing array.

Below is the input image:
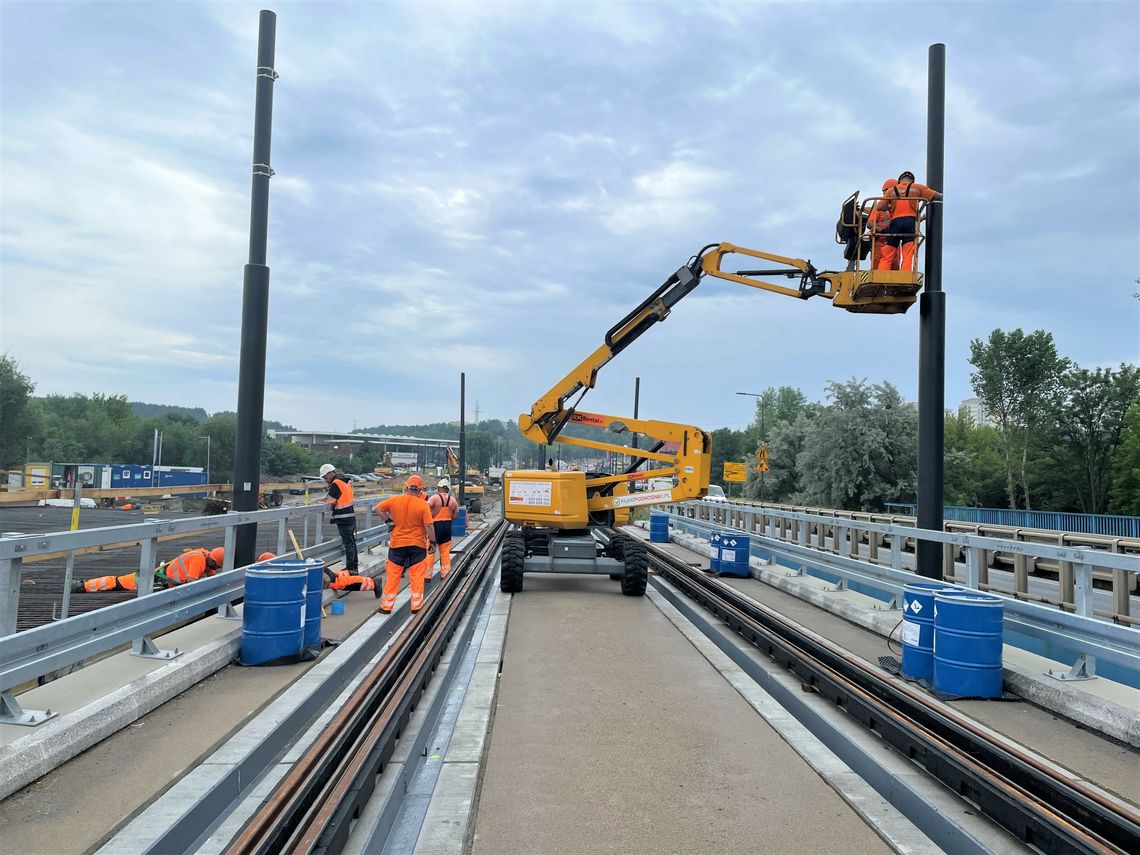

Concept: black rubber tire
[[468, 498, 482, 515], [607, 532, 626, 579], [620, 539, 648, 597], [500, 531, 525, 593]]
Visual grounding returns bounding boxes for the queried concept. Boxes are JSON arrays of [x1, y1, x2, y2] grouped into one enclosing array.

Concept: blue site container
[[900, 582, 954, 682], [934, 590, 1004, 698], [717, 532, 751, 577], [453, 506, 468, 538], [709, 531, 722, 572], [241, 565, 306, 665], [649, 513, 670, 543]]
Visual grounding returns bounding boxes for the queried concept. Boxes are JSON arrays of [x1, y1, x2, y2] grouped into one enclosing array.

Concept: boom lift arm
[[515, 232, 924, 520]]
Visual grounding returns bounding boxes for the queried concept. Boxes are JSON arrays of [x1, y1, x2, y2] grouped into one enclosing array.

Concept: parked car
[[705, 484, 727, 502]]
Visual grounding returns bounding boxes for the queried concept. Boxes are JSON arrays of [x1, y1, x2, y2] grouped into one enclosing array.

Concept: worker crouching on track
[[72, 545, 222, 593], [321, 463, 359, 574], [373, 475, 437, 615], [426, 477, 460, 578]]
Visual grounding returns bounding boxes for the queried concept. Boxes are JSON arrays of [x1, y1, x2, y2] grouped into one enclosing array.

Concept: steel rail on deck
[[224, 518, 507, 855], [636, 536, 1140, 855]]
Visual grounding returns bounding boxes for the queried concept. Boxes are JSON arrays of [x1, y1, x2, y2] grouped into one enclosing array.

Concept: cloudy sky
[[2, 1, 1137, 433]]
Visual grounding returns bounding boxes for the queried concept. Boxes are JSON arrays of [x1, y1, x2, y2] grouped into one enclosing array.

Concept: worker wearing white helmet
[[425, 478, 460, 578], [320, 464, 358, 573]]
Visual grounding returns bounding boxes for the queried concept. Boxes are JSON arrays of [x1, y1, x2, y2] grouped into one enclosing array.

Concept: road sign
[[723, 462, 747, 483], [755, 442, 770, 472], [756, 460, 769, 473]]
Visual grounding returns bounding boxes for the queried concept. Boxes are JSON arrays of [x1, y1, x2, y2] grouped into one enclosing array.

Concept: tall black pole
[[916, 43, 946, 580], [458, 373, 466, 505], [632, 376, 640, 465], [233, 10, 277, 567]]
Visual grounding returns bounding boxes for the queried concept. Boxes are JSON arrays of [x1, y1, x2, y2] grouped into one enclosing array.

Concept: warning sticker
[[721, 549, 736, 563], [611, 489, 672, 508], [508, 481, 552, 506], [901, 620, 920, 646], [709, 545, 719, 558]]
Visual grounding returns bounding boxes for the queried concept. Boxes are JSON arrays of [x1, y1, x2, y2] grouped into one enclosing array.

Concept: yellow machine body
[[503, 469, 635, 529]]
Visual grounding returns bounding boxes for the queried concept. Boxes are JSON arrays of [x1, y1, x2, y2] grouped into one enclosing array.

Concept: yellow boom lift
[[500, 194, 928, 595]]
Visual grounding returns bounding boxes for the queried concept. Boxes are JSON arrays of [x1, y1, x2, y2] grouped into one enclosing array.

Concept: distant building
[[959, 397, 991, 426]]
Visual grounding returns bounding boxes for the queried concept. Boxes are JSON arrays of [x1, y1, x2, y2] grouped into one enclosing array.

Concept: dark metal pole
[[458, 373, 466, 505], [233, 10, 277, 568], [916, 42, 946, 580], [632, 376, 640, 468]]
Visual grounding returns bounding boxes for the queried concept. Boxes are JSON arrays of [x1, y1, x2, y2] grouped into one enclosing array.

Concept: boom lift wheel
[[500, 530, 525, 593], [620, 539, 648, 597], [608, 532, 626, 580]]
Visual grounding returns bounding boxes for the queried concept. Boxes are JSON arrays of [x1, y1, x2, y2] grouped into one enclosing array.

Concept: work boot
[[70, 580, 85, 594], [378, 607, 392, 615]]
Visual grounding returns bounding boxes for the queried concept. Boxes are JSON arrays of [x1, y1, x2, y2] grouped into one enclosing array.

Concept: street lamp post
[[736, 392, 767, 502]]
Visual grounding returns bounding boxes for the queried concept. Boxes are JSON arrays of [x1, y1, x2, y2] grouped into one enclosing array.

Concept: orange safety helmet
[[209, 547, 225, 567], [882, 178, 898, 192], [258, 551, 276, 562], [405, 474, 425, 490]]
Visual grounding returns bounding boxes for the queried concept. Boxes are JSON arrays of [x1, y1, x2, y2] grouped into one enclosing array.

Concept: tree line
[[3, 328, 1137, 513]]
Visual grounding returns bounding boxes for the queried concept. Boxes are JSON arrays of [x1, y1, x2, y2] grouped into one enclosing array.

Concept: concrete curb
[[656, 525, 1140, 749], [0, 629, 241, 802]]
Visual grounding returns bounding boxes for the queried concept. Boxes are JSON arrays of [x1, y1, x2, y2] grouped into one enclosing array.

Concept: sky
[[1, 0, 1137, 434]]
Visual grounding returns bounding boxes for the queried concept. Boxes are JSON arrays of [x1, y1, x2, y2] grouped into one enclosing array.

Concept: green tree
[[1052, 364, 1140, 514], [943, 411, 1007, 507], [969, 329, 1068, 509], [0, 355, 37, 468], [1108, 404, 1140, 515], [754, 386, 809, 441]]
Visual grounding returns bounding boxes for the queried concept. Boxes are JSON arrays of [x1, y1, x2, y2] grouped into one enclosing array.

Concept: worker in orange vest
[[159, 548, 218, 585], [321, 464, 358, 573], [373, 475, 436, 614], [425, 478, 461, 578], [866, 178, 896, 271], [323, 565, 378, 593], [875, 170, 942, 271]]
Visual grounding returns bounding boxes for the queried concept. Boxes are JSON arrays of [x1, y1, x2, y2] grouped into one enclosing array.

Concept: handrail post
[[1049, 562, 1097, 681], [132, 528, 181, 660], [276, 517, 287, 556]]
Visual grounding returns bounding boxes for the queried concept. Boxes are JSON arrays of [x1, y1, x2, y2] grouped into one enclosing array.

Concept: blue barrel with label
[[649, 512, 670, 543], [241, 565, 306, 665], [709, 531, 722, 572], [934, 590, 1004, 698], [900, 582, 953, 682], [718, 533, 751, 577], [453, 506, 467, 538], [303, 558, 325, 648]]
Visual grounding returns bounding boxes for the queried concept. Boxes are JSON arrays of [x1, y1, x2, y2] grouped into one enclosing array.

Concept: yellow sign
[[756, 460, 769, 473], [723, 462, 747, 483], [755, 442, 770, 472]]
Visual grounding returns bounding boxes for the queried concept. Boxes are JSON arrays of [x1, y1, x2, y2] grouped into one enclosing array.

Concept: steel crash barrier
[[660, 500, 1140, 685], [0, 504, 391, 726]]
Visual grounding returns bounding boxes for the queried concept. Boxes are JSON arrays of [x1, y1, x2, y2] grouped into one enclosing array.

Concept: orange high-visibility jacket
[[427, 491, 459, 521], [877, 181, 939, 219], [327, 478, 356, 522]]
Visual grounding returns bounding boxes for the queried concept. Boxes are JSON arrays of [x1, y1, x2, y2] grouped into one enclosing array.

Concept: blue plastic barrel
[[241, 565, 306, 665], [453, 506, 467, 538], [649, 513, 670, 543], [934, 590, 1004, 698], [718, 533, 751, 577], [303, 559, 324, 648], [900, 582, 953, 682], [709, 531, 722, 572]]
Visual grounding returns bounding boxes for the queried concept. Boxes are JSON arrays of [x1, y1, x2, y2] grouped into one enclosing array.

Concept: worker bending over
[[321, 463, 359, 573], [426, 477, 460, 578], [875, 170, 942, 271], [373, 475, 437, 614]]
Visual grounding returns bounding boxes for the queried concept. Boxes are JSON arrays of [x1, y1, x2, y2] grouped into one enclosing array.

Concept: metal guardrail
[[699, 498, 1139, 623], [849, 502, 1139, 538], [0, 504, 390, 726], [660, 501, 1140, 684]]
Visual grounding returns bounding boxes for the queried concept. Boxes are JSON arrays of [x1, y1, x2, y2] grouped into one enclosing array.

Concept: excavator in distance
[[500, 194, 931, 596]]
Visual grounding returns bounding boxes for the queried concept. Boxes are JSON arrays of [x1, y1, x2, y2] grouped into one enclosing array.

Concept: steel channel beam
[[647, 547, 1140, 854]]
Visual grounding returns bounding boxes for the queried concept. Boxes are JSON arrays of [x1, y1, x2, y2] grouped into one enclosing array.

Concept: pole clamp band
[[252, 163, 275, 177], [256, 66, 279, 81]]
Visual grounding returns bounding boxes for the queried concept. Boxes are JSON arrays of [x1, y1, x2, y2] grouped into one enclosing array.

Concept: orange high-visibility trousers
[[379, 545, 428, 613], [82, 576, 118, 592], [438, 540, 452, 576]]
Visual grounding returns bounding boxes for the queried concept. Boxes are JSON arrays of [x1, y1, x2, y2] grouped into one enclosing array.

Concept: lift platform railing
[[834, 192, 929, 275], [0, 505, 391, 726], [659, 500, 1140, 683]]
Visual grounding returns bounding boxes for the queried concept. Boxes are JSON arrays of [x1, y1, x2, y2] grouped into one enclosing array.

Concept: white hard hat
[[437, 477, 451, 489], [319, 464, 335, 477]]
